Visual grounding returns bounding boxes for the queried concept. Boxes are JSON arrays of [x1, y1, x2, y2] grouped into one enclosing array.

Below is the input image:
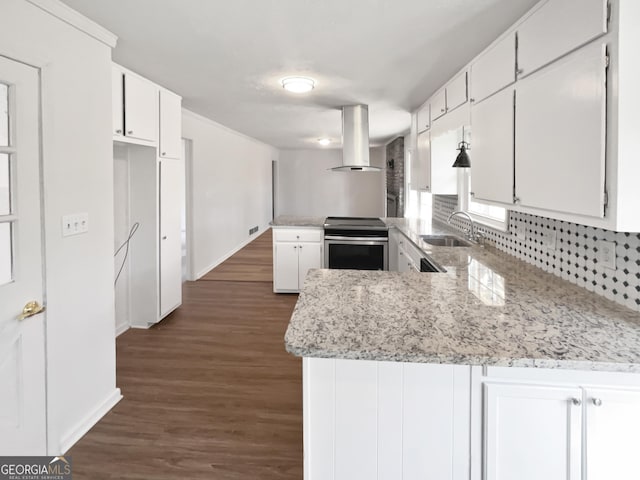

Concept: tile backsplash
[[433, 195, 640, 313]]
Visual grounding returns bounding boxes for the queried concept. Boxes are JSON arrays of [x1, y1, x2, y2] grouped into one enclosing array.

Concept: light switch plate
[[541, 230, 557, 251], [512, 223, 527, 240], [62, 213, 89, 237], [597, 240, 617, 270]]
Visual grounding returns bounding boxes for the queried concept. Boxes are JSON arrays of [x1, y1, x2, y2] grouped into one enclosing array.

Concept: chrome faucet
[[447, 211, 477, 241]]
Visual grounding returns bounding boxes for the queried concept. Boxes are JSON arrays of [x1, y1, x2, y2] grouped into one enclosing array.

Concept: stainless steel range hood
[[331, 105, 381, 172]]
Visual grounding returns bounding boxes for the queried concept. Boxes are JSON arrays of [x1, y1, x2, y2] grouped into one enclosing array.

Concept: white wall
[[2, 0, 118, 454], [276, 147, 386, 217], [182, 109, 277, 279]]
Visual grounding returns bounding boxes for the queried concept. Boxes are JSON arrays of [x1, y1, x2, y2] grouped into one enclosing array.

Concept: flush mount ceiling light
[[281, 76, 315, 93], [318, 138, 331, 146]]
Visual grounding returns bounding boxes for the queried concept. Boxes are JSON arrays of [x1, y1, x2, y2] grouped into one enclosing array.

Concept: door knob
[[17, 301, 45, 321]]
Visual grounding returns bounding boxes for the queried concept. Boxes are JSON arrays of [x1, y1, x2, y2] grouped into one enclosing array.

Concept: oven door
[[324, 236, 388, 271]]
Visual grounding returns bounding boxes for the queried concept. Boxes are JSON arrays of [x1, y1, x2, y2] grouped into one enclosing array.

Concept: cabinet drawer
[[470, 32, 516, 104], [273, 228, 322, 243], [447, 71, 468, 111], [517, 0, 608, 78]]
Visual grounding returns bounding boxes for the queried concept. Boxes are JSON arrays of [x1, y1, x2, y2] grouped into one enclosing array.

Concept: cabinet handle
[[299, 245, 303, 249], [440, 108, 445, 113], [516, 68, 524, 76], [592, 398, 603, 407], [127, 130, 133, 134], [293, 246, 297, 249], [571, 398, 582, 406], [513, 196, 521, 204], [162, 152, 167, 156], [470, 98, 475, 103], [115, 129, 122, 134], [162, 236, 167, 240], [470, 192, 475, 196]]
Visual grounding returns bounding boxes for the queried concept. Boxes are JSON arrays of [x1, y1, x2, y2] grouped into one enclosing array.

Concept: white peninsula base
[[303, 358, 640, 480]]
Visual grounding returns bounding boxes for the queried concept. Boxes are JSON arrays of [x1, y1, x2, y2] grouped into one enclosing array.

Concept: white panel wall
[[182, 109, 277, 279], [1, 0, 118, 454], [277, 147, 386, 218]]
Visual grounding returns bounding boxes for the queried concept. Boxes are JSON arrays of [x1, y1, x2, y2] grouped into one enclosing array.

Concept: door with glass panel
[[0, 55, 46, 454]]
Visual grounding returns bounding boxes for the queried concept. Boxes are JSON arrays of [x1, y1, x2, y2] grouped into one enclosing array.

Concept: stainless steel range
[[324, 217, 388, 270]]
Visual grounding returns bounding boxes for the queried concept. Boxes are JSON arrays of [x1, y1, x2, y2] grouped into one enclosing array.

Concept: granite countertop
[[284, 217, 640, 373], [270, 215, 326, 228]]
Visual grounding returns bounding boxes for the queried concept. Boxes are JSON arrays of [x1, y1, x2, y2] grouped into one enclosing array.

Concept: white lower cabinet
[[272, 228, 322, 293], [478, 370, 640, 480], [304, 358, 470, 480], [584, 387, 640, 480], [484, 382, 582, 480]]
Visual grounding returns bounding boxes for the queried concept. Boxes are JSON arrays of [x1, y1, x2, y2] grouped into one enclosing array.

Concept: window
[[460, 169, 509, 231]]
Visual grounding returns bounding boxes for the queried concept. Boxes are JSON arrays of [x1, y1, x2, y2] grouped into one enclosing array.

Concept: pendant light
[[452, 141, 471, 168]]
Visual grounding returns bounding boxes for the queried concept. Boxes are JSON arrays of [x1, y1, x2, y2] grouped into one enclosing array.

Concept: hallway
[[70, 229, 303, 479]]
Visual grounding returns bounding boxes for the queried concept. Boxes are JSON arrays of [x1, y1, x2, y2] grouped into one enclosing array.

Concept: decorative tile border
[[433, 195, 640, 313]]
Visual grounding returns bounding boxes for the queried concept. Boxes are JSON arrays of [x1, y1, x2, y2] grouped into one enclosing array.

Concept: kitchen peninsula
[[280, 215, 640, 480]]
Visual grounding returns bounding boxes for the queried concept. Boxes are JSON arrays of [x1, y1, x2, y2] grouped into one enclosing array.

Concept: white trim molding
[[26, 0, 118, 48], [59, 388, 122, 454]]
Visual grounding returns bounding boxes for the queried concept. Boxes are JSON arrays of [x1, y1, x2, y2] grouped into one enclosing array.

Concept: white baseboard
[[195, 225, 271, 279], [115, 322, 129, 337], [60, 388, 123, 454]]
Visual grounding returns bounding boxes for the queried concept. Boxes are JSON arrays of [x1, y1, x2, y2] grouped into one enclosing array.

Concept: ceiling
[[61, 0, 539, 149]]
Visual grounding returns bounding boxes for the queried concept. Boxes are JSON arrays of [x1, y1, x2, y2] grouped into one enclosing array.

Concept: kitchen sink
[[420, 235, 472, 247]]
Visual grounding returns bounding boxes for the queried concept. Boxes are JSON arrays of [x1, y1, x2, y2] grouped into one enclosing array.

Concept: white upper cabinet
[[431, 89, 447, 122], [470, 32, 516, 104], [428, 106, 468, 195], [415, 130, 431, 191], [515, 43, 607, 217], [416, 102, 430, 132], [446, 71, 468, 111], [517, 0, 608, 78], [124, 73, 158, 142], [111, 66, 124, 136], [159, 90, 182, 159], [470, 87, 514, 205]]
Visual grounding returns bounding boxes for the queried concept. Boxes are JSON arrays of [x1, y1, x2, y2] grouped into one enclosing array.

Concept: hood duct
[[331, 105, 381, 172]]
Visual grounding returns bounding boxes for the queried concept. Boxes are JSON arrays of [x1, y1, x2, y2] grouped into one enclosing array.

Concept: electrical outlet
[[62, 213, 89, 237], [541, 229, 557, 251], [597, 240, 617, 270], [512, 223, 526, 240], [249, 225, 259, 235]]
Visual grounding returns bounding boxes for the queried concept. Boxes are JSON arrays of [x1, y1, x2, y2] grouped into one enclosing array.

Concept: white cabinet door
[[416, 102, 430, 132], [273, 242, 299, 291], [124, 74, 158, 142], [159, 90, 182, 159], [431, 89, 447, 122], [414, 130, 431, 191], [585, 388, 640, 480], [515, 43, 607, 217], [112, 66, 124, 136], [517, 0, 608, 78], [470, 87, 514, 204], [470, 32, 516, 104], [430, 126, 459, 195], [159, 159, 183, 318], [398, 245, 410, 273], [484, 382, 582, 480], [447, 71, 468, 111], [297, 242, 321, 289]]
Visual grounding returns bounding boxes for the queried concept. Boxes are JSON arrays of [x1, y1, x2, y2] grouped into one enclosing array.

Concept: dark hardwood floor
[[69, 229, 303, 479]]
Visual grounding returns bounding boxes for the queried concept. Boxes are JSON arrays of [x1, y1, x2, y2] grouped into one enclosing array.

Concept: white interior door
[[0, 55, 46, 454]]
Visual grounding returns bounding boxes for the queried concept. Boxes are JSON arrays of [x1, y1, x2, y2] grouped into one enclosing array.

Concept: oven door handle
[[324, 235, 389, 242]]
